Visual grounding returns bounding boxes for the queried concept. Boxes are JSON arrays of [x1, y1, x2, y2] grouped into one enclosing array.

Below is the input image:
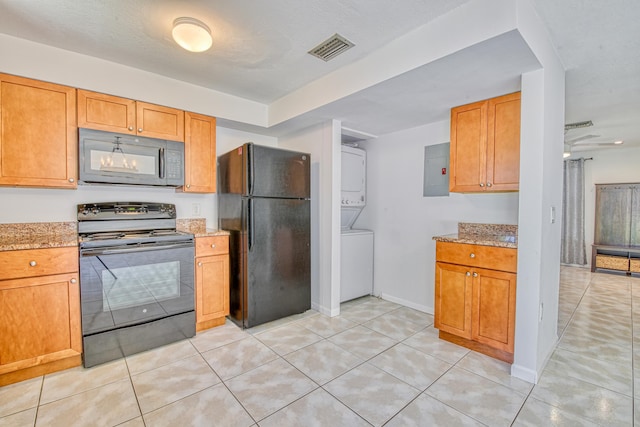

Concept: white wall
[[279, 120, 342, 316], [576, 147, 640, 267], [0, 126, 277, 227], [511, 0, 566, 383], [0, 34, 268, 127], [356, 120, 519, 313]]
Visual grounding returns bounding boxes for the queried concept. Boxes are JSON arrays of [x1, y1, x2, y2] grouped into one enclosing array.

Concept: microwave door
[[80, 137, 163, 186]]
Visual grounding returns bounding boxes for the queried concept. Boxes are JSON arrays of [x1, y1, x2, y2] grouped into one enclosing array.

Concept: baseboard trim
[[313, 302, 340, 317], [379, 293, 432, 315], [510, 363, 538, 384]]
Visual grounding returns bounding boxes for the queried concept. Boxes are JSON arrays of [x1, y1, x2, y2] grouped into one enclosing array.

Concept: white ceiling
[[0, 0, 639, 151]]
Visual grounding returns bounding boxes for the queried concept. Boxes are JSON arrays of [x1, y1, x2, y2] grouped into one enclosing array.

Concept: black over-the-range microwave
[[78, 128, 185, 187]]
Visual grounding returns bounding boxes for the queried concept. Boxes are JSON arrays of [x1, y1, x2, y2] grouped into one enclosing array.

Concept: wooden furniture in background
[[0, 247, 81, 386], [0, 74, 77, 189], [435, 241, 517, 363], [195, 235, 230, 331], [77, 89, 185, 142], [592, 183, 640, 274], [449, 92, 521, 193]]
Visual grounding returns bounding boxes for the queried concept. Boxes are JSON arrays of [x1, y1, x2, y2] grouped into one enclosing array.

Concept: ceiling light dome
[[172, 17, 212, 53]]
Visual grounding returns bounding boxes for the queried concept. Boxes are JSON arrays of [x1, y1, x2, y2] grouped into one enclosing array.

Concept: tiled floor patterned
[[1, 265, 639, 426]]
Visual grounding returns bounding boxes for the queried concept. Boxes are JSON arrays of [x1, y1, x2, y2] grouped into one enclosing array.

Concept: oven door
[[79, 241, 195, 335]]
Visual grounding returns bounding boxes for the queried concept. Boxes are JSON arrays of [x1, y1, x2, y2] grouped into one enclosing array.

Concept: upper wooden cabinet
[[449, 92, 520, 193], [182, 112, 216, 193], [77, 90, 185, 142], [0, 74, 77, 189]]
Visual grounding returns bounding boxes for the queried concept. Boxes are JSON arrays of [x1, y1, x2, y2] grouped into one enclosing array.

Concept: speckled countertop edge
[[0, 219, 231, 251], [433, 223, 518, 249], [176, 218, 230, 237], [0, 222, 78, 251]]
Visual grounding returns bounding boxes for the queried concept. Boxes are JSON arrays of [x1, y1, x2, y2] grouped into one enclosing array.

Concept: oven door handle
[[80, 241, 193, 256]]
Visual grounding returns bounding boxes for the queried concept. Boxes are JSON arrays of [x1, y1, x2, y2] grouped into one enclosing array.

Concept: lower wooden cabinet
[[434, 241, 517, 363], [0, 247, 81, 386], [195, 235, 230, 331]]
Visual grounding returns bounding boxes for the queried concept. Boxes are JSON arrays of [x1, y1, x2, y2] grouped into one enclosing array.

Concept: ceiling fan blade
[[565, 134, 600, 144]]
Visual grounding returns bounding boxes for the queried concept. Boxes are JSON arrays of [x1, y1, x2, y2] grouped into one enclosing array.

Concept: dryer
[[340, 144, 374, 302]]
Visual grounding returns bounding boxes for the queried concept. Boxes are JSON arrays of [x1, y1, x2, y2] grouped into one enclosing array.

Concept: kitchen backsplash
[[458, 222, 518, 236]]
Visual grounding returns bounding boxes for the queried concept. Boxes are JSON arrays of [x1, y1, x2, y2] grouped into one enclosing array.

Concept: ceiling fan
[[563, 120, 622, 157]]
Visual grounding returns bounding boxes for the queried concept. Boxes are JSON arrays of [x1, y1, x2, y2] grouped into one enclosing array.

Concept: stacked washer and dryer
[[340, 145, 374, 303]]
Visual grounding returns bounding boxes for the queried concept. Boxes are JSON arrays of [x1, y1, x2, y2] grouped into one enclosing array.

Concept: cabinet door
[[136, 101, 184, 142], [0, 74, 77, 188], [0, 274, 81, 366], [486, 92, 520, 191], [435, 262, 472, 339], [195, 255, 230, 325], [77, 90, 136, 135], [183, 112, 216, 193], [449, 99, 487, 192], [471, 267, 516, 353]]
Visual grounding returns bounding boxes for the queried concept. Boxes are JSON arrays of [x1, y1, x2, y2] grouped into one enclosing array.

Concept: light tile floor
[[1, 266, 638, 426]]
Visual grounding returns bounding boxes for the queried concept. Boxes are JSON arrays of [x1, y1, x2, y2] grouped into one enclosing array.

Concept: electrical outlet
[[192, 203, 201, 216]]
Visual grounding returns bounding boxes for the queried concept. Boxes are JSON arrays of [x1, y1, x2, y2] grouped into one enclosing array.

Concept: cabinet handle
[[487, 182, 492, 187], [198, 262, 202, 267], [128, 126, 134, 131], [469, 253, 475, 258], [473, 272, 478, 277], [29, 260, 37, 267], [68, 178, 75, 183], [70, 278, 77, 284], [479, 183, 484, 187], [466, 271, 471, 276], [138, 128, 143, 132], [211, 244, 216, 248], [186, 184, 191, 188]]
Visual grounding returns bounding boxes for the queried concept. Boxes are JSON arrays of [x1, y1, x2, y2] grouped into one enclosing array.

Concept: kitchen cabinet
[[434, 241, 517, 363], [181, 112, 216, 193], [77, 89, 185, 142], [0, 247, 81, 386], [449, 91, 520, 193], [195, 235, 230, 331], [0, 74, 77, 189]]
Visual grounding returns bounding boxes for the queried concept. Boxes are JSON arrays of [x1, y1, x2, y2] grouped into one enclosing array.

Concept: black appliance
[[218, 143, 311, 328], [78, 202, 195, 367], [79, 128, 185, 187]]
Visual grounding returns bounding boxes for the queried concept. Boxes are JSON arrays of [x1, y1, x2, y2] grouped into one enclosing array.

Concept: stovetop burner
[[77, 202, 193, 249]]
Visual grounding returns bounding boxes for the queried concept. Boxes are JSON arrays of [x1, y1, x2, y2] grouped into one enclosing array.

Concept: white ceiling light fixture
[[172, 17, 212, 53]]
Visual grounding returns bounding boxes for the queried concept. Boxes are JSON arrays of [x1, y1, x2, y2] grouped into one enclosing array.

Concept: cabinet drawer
[[436, 241, 517, 273], [196, 236, 229, 257], [0, 247, 78, 281]]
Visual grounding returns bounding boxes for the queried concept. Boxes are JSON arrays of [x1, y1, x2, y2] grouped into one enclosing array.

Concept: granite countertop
[[432, 223, 518, 249], [0, 219, 230, 252], [176, 218, 230, 238], [0, 222, 78, 251]]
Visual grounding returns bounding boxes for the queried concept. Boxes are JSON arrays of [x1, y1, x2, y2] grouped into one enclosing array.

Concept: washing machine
[[340, 228, 374, 302], [340, 145, 374, 302]]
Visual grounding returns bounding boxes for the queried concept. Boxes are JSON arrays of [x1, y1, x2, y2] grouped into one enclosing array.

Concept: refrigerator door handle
[[247, 143, 255, 195], [248, 198, 254, 251]]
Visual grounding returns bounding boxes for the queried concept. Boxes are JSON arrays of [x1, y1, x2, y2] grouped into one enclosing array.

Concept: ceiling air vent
[[308, 33, 354, 62]]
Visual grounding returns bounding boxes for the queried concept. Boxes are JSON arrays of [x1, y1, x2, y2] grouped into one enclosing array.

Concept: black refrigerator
[[218, 143, 311, 328]]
